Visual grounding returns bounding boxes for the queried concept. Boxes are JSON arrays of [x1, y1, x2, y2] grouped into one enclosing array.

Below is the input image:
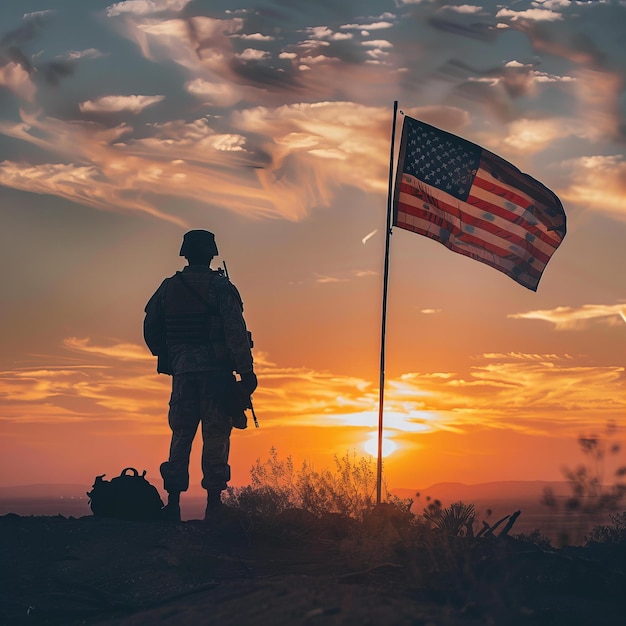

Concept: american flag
[[393, 116, 566, 291]]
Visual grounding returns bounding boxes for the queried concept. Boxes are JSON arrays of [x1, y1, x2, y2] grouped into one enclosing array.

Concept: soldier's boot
[[204, 490, 223, 522], [161, 491, 181, 522]]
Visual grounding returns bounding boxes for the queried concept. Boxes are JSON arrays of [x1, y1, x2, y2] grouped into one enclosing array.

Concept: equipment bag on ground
[[87, 467, 164, 521]]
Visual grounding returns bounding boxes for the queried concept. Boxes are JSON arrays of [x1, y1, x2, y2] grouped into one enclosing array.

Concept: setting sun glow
[[364, 435, 398, 458]]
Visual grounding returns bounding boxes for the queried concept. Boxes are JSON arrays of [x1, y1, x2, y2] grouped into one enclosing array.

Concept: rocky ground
[[2, 510, 625, 626]]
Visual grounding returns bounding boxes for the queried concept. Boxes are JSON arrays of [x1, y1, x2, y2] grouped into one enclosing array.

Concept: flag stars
[[404, 120, 480, 200]]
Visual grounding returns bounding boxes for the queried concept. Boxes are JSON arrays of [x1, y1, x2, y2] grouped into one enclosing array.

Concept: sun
[[363, 433, 398, 458]]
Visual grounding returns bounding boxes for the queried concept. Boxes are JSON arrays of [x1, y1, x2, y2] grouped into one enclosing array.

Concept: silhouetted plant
[[544, 421, 626, 519], [295, 451, 379, 518], [224, 447, 295, 520], [515, 528, 553, 549], [422, 496, 443, 521], [423, 501, 476, 537], [225, 447, 388, 521], [585, 512, 626, 545]]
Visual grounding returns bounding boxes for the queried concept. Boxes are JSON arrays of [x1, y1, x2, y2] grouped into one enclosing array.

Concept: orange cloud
[[574, 68, 625, 142], [559, 156, 626, 219], [185, 78, 241, 106], [63, 337, 154, 361], [0, 101, 428, 223], [3, 339, 622, 448], [496, 8, 563, 22], [106, 0, 192, 18], [509, 304, 626, 329], [502, 118, 580, 152], [79, 94, 165, 114], [0, 62, 36, 101]]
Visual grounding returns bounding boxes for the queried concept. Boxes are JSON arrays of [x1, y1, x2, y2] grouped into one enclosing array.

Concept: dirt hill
[[2, 510, 625, 626]]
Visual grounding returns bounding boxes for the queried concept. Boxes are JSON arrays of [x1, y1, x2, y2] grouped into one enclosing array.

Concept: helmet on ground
[[179, 230, 218, 258]]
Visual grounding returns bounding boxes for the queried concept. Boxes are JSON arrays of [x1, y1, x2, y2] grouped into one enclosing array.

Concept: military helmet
[[179, 230, 218, 258]]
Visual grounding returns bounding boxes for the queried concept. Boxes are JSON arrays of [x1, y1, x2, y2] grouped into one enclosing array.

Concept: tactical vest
[[164, 271, 229, 364]]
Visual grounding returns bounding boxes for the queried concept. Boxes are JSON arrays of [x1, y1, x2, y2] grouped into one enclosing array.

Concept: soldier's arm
[[217, 279, 254, 374], [143, 280, 168, 356]]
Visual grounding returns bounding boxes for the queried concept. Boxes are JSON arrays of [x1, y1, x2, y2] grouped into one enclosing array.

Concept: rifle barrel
[[250, 401, 259, 428]]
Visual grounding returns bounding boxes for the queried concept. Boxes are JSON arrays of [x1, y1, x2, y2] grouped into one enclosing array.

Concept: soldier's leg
[[160, 374, 201, 503], [200, 423, 231, 501], [198, 374, 233, 515]]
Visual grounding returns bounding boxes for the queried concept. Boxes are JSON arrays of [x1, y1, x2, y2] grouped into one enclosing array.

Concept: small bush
[[225, 448, 387, 521], [586, 511, 626, 545]]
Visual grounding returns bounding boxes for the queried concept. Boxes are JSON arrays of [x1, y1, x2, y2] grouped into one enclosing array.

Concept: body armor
[[164, 272, 229, 366]]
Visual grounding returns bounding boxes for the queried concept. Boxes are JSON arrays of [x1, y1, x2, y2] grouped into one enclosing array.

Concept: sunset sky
[[1, 0, 625, 496]]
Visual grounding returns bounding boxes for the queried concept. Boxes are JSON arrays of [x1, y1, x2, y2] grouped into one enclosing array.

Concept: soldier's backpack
[[87, 467, 164, 521]]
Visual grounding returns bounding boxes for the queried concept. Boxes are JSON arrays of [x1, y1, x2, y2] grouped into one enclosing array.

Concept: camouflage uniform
[[144, 265, 253, 495]]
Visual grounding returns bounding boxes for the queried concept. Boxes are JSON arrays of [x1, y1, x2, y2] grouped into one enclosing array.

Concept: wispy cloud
[[237, 48, 271, 62], [482, 353, 565, 361], [395, 355, 625, 435], [315, 274, 349, 284], [79, 94, 165, 114], [439, 5, 484, 15], [63, 337, 154, 361], [1, 0, 624, 231], [3, 342, 622, 442], [361, 39, 393, 49], [106, 0, 191, 18], [0, 62, 36, 101], [509, 304, 626, 329], [23, 10, 57, 19], [340, 22, 394, 30], [0, 337, 169, 422], [0, 157, 187, 227], [236, 33, 275, 41], [0, 100, 405, 223], [559, 155, 626, 219], [501, 118, 580, 152], [531, 0, 573, 10], [63, 48, 105, 61], [315, 268, 378, 283], [496, 8, 564, 22], [184, 78, 241, 106]]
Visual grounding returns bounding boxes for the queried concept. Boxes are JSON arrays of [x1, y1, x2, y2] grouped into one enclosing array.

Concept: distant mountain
[[0, 480, 576, 503], [391, 480, 573, 505]]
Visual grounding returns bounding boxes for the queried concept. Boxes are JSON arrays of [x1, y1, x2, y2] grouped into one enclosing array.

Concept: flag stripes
[[395, 195, 546, 288], [397, 182, 550, 271], [398, 177, 556, 262], [395, 211, 544, 289]]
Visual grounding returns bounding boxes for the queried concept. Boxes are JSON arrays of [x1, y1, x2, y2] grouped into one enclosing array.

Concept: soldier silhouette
[[144, 230, 257, 521]]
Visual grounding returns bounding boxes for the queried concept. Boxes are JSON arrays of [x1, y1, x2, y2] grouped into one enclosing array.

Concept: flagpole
[[376, 100, 399, 505]]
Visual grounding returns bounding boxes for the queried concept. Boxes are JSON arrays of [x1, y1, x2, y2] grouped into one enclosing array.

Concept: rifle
[[238, 382, 260, 429]]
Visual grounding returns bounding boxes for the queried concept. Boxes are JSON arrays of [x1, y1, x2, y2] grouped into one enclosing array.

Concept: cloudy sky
[[1, 0, 625, 494]]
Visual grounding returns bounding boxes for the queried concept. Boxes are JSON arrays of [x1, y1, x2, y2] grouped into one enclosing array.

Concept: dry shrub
[[225, 447, 380, 521], [586, 511, 626, 545]]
